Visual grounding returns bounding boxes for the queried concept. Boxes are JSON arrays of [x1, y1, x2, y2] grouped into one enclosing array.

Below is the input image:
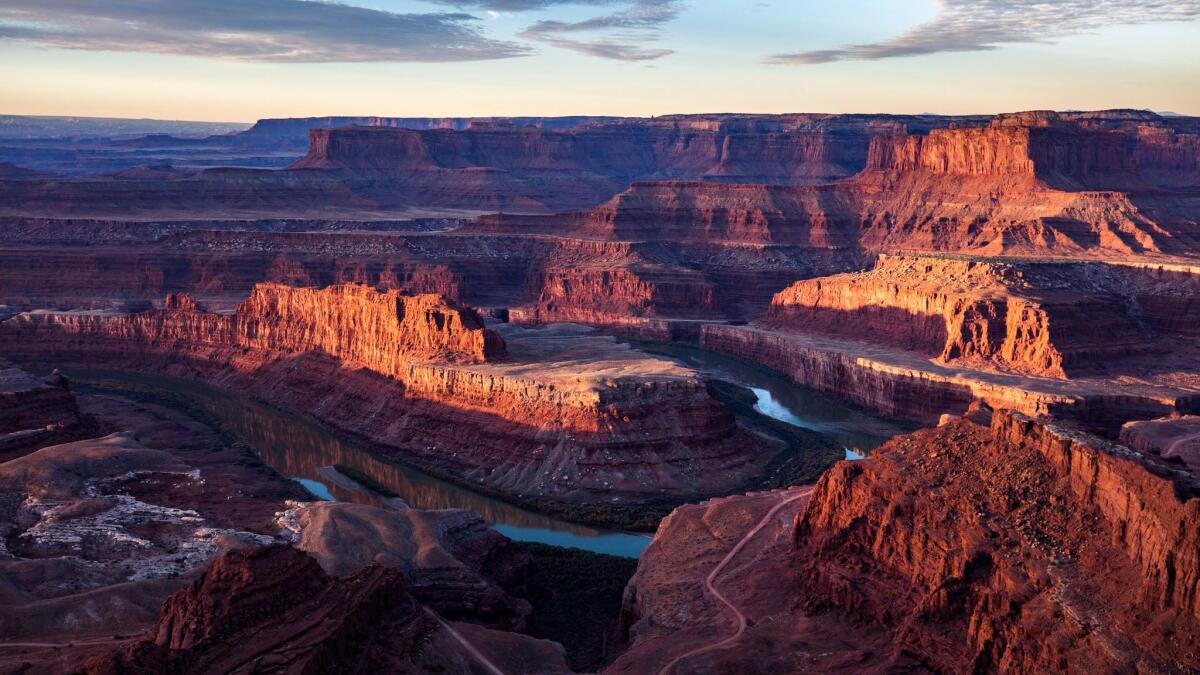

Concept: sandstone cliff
[[766, 255, 1191, 378], [794, 411, 1200, 672], [468, 111, 1200, 257], [289, 114, 936, 186], [0, 287, 785, 511], [699, 323, 1190, 435], [863, 121, 1142, 190], [236, 282, 506, 365]]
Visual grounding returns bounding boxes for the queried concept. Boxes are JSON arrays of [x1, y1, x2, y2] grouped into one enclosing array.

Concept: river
[[69, 350, 905, 559], [627, 342, 910, 458]]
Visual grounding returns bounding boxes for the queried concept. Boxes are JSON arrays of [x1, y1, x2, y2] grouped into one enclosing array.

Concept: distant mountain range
[[0, 114, 249, 140]]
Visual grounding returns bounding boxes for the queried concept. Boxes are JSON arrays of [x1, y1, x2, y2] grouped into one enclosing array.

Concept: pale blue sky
[[1, 0, 1197, 121]]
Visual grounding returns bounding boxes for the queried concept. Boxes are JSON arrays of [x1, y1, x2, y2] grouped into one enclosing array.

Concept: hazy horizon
[[2, 1, 1198, 122], [2, 106, 1195, 127]]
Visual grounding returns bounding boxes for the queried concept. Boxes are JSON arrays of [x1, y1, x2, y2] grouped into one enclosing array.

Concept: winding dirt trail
[[655, 486, 814, 675], [1165, 430, 1200, 456]]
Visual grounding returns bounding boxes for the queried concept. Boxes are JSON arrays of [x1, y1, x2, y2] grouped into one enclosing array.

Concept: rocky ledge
[[0, 359, 82, 459], [795, 410, 1200, 671], [699, 323, 1195, 435], [0, 285, 791, 514], [767, 255, 1200, 378], [612, 409, 1200, 673], [78, 545, 570, 675]]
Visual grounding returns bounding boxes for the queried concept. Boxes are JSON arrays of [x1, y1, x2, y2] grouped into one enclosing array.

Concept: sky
[[1, 0, 1198, 122]]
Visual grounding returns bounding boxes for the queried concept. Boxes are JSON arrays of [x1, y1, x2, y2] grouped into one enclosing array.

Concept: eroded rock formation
[[0, 286, 787, 513], [794, 411, 1200, 672], [766, 255, 1200, 378], [277, 501, 532, 628], [699, 323, 1191, 434], [78, 545, 570, 675], [614, 411, 1200, 673], [471, 111, 1200, 257], [0, 359, 81, 457]]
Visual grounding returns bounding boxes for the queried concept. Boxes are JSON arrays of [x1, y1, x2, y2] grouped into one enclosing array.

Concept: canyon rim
[[2, 2, 1200, 673]]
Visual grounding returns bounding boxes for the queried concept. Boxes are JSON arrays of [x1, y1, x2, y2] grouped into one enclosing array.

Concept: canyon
[[0, 283, 812, 522], [612, 410, 1200, 673], [1, 107, 1198, 673]]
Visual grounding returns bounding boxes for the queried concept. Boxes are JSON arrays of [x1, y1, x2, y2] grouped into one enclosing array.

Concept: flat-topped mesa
[[864, 117, 1142, 191], [766, 255, 1179, 378], [793, 410, 1200, 672], [0, 289, 782, 509], [289, 116, 945, 184], [236, 283, 505, 366], [514, 264, 719, 330], [2, 284, 505, 369], [558, 181, 857, 246]]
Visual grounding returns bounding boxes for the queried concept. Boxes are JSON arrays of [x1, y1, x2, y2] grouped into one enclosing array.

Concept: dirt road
[[656, 486, 814, 675]]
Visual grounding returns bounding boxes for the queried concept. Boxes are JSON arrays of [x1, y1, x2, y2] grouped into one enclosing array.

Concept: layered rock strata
[[794, 411, 1200, 672], [0, 230, 861, 326], [0, 359, 81, 457], [277, 501, 532, 629], [471, 111, 1200, 257], [767, 255, 1199, 378], [612, 410, 1200, 673], [699, 323, 1192, 434], [0, 285, 781, 508], [78, 545, 570, 675]]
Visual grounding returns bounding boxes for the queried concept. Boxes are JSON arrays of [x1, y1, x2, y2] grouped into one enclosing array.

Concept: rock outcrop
[[611, 410, 1200, 673], [0, 286, 786, 512], [471, 111, 1200, 257], [277, 501, 532, 629], [766, 255, 1198, 378], [1, 283, 504, 367], [78, 545, 570, 675], [235, 282, 506, 364], [794, 411, 1200, 672], [605, 486, 894, 674], [0, 359, 82, 459], [699, 323, 1191, 435], [863, 120, 1143, 190]]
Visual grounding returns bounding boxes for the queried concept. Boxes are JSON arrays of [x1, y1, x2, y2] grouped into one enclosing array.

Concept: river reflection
[[70, 370, 652, 558], [69, 350, 901, 559], [628, 342, 910, 457]]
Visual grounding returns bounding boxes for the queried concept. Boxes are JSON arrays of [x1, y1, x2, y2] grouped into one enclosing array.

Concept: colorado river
[[71, 370, 653, 558], [69, 351, 904, 559], [628, 342, 910, 457]]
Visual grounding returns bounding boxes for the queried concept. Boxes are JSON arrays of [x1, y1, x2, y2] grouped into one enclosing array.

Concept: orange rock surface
[[766, 255, 1200, 378], [470, 111, 1200, 258], [0, 286, 783, 508], [794, 411, 1200, 671], [699, 323, 1194, 434]]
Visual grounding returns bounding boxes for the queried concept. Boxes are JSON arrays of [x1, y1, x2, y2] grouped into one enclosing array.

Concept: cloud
[[516, 0, 681, 61], [0, 0, 530, 62], [766, 0, 1200, 64], [433, 1, 619, 9]]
